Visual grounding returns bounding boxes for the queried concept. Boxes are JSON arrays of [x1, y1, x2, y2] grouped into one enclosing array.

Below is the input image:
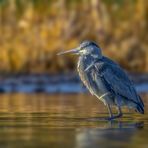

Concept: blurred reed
[[0, 0, 147, 74]]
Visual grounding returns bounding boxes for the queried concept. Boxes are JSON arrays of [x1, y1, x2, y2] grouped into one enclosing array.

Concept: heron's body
[[77, 55, 144, 111], [58, 40, 144, 120], [77, 56, 115, 105]]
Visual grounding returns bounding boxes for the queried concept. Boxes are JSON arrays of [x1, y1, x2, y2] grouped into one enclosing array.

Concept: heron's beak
[[57, 48, 79, 56]]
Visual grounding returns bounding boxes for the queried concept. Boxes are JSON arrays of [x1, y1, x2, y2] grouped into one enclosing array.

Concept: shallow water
[[0, 93, 147, 147]]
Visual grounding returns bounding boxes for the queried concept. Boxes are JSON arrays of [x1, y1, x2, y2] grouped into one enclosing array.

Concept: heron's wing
[[95, 59, 144, 107]]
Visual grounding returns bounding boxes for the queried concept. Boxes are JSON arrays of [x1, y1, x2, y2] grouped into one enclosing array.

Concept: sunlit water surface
[[0, 93, 148, 148]]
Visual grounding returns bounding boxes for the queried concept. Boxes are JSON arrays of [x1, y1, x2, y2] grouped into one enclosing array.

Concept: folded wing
[[94, 57, 144, 110]]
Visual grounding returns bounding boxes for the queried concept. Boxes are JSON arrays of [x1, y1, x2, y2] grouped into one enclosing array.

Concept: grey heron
[[57, 41, 144, 120]]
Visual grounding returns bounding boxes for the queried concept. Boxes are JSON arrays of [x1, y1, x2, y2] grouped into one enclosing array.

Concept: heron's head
[[57, 41, 102, 58]]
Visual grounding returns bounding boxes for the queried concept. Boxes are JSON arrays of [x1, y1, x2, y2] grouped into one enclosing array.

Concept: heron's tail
[[136, 104, 144, 114], [136, 96, 144, 114]]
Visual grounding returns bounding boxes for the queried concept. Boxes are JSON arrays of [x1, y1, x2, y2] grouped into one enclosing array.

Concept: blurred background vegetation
[[0, 0, 147, 74]]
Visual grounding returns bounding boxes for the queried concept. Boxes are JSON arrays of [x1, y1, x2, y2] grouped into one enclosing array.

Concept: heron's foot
[[86, 113, 122, 121], [86, 117, 117, 121], [106, 113, 123, 121]]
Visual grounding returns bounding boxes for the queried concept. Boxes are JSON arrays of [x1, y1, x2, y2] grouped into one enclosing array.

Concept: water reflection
[[0, 93, 147, 147], [75, 120, 144, 148], [76, 126, 139, 148]]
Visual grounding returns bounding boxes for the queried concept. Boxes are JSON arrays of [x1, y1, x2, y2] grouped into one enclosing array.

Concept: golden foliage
[[0, 0, 147, 73]]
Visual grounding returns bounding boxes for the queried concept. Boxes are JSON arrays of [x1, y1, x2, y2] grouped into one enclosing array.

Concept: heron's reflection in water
[[75, 121, 144, 148]]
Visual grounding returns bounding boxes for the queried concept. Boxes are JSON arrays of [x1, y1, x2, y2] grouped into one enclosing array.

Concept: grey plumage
[[58, 40, 144, 120]]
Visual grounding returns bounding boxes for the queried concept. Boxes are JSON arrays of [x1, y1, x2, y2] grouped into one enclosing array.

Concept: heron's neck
[[84, 54, 102, 62], [78, 54, 102, 70]]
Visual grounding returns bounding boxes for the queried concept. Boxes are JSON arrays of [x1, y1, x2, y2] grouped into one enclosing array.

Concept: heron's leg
[[106, 104, 113, 118], [106, 105, 122, 120], [116, 106, 123, 118]]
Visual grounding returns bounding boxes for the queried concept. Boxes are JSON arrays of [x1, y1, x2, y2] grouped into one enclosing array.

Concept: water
[[0, 74, 148, 93], [0, 93, 147, 148]]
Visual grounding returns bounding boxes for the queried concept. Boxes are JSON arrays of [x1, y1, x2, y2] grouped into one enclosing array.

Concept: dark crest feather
[[80, 41, 99, 49]]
